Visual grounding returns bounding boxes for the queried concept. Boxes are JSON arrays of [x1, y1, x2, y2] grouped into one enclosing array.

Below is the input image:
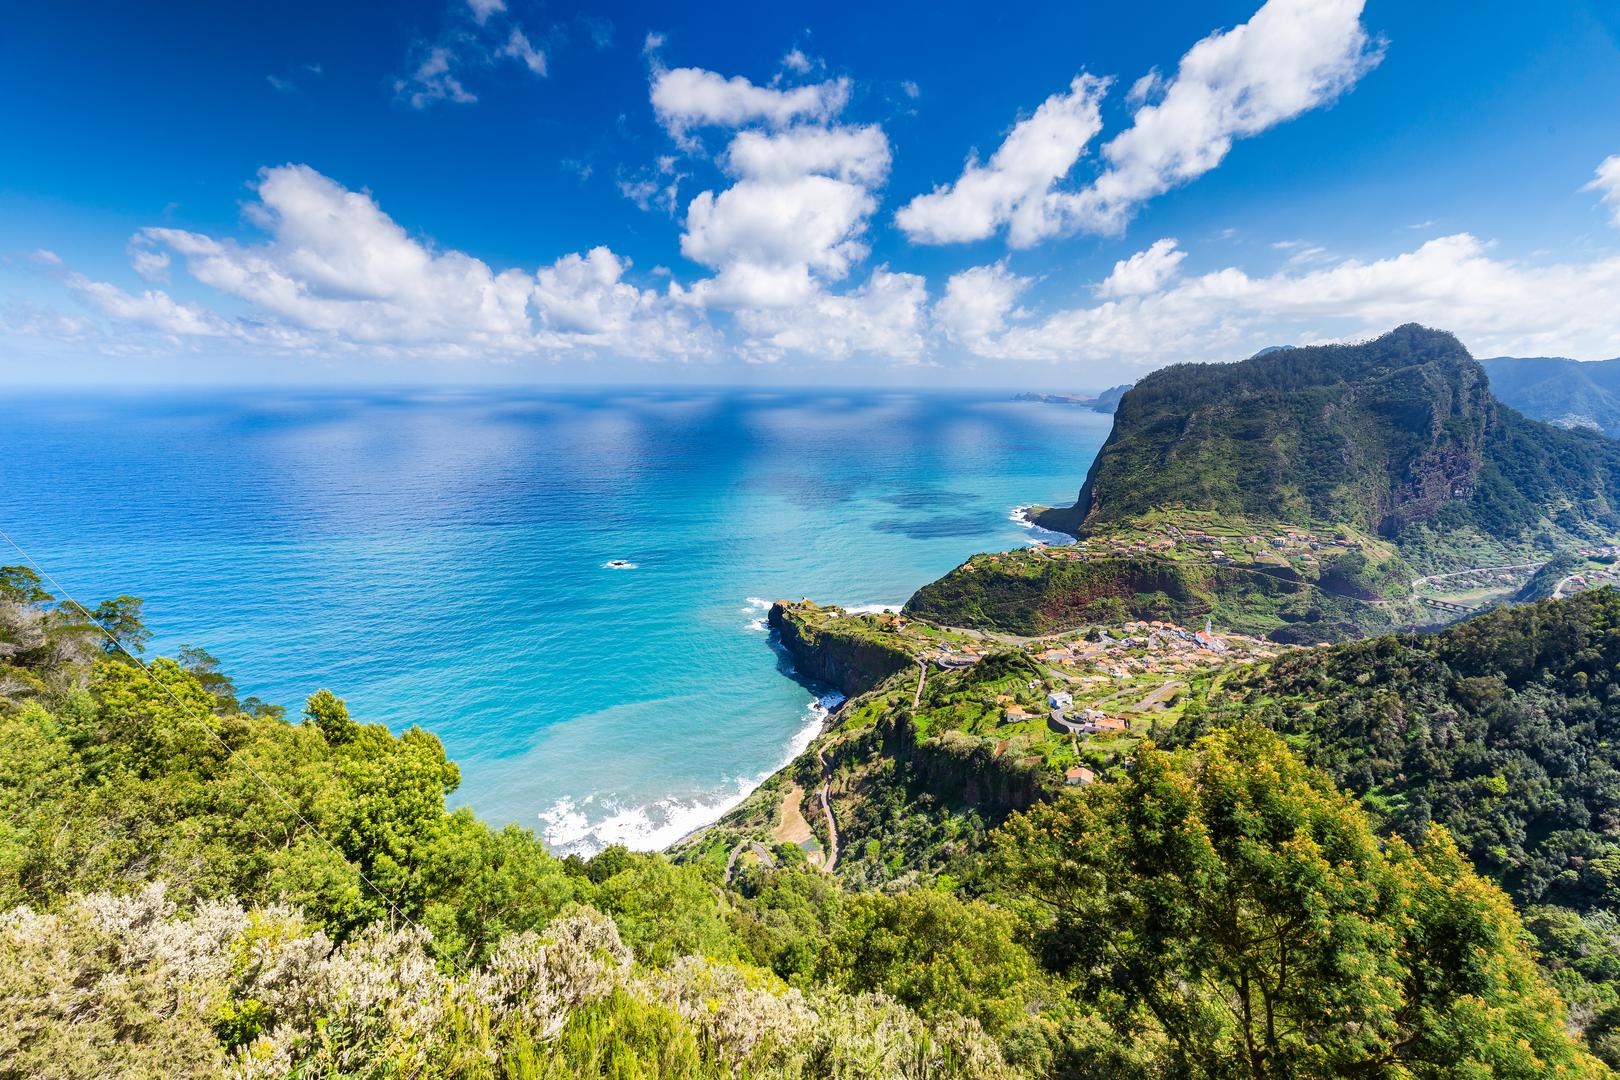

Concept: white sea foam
[[535, 692, 842, 857], [742, 596, 773, 631], [602, 559, 639, 570], [1010, 504, 1075, 546]]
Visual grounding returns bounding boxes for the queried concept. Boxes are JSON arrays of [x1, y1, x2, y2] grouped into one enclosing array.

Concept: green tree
[[818, 888, 1042, 1037], [88, 595, 150, 657], [0, 565, 51, 606], [302, 688, 355, 744], [993, 723, 1606, 1079], [176, 645, 239, 714]]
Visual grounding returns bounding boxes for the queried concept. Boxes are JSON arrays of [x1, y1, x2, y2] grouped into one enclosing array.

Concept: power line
[[0, 526, 426, 936]]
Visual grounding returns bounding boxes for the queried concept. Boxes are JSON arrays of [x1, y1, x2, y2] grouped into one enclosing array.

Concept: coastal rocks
[[767, 601, 917, 697]]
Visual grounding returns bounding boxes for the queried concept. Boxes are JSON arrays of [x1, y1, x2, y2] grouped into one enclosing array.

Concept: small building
[[1065, 766, 1096, 786], [1047, 690, 1074, 710], [1002, 704, 1032, 724]]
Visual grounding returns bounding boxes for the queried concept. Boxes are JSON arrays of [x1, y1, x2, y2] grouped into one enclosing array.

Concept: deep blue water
[[0, 388, 1110, 852]]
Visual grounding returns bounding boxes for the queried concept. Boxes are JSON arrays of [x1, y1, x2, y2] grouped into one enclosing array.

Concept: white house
[[1047, 690, 1073, 710]]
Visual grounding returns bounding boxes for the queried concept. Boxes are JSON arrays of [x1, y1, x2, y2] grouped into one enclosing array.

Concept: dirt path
[[912, 661, 927, 708], [815, 746, 839, 872]]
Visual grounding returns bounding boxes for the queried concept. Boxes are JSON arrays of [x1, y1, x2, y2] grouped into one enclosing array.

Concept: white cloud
[[1060, 0, 1382, 236], [645, 60, 921, 359], [499, 28, 547, 76], [108, 164, 707, 359], [672, 117, 890, 311], [396, 46, 476, 108], [467, 0, 504, 24], [895, 75, 1108, 247], [935, 262, 1030, 351], [949, 233, 1620, 364], [28, 249, 63, 266], [650, 67, 850, 139], [1126, 69, 1163, 106], [66, 274, 231, 338], [733, 268, 929, 363], [678, 174, 877, 307], [1097, 238, 1186, 297], [903, 0, 1381, 247], [1587, 155, 1620, 228], [724, 124, 889, 185], [781, 49, 813, 75], [130, 246, 171, 283]]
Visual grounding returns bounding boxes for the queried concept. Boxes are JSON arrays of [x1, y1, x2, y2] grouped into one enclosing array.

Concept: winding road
[[815, 745, 839, 872]]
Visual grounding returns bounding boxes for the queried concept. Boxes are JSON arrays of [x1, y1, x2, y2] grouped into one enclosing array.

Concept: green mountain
[[1482, 355, 1620, 438], [911, 326, 1620, 642], [1090, 382, 1132, 413], [1037, 325, 1620, 547]]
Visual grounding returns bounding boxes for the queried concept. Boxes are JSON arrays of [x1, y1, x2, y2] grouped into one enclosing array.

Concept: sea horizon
[[0, 386, 1111, 853]]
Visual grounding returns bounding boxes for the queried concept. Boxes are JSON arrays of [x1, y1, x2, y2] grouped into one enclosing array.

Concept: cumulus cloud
[[895, 75, 1108, 246], [1097, 238, 1186, 297], [1061, 0, 1382, 235], [903, 0, 1381, 247], [647, 58, 927, 359], [724, 124, 890, 184], [660, 71, 892, 312], [733, 268, 928, 363], [92, 165, 707, 359], [947, 233, 1620, 364], [1587, 155, 1620, 228], [66, 274, 233, 338], [650, 67, 850, 139], [934, 262, 1030, 352]]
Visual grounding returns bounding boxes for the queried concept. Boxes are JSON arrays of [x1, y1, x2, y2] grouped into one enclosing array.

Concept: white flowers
[[2, 885, 1017, 1079]]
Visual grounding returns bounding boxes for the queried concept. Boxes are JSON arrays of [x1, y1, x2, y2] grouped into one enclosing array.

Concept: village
[[833, 603, 1301, 787]]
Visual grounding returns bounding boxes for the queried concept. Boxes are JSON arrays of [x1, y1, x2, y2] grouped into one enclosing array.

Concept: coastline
[[538, 615, 853, 858]]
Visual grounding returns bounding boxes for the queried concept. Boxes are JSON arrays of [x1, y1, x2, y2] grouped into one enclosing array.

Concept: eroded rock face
[[767, 601, 915, 697], [1036, 323, 1620, 553]]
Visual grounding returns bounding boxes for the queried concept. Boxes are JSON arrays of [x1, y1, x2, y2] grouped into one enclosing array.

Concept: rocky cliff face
[[1041, 325, 1496, 540], [1032, 324, 1620, 554], [767, 601, 916, 697]]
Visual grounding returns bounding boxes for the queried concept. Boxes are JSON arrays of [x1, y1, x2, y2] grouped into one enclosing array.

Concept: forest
[[1, 563, 1613, 1078]]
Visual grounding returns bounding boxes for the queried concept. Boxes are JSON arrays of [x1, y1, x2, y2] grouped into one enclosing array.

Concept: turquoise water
[[0, 389, 1110, 852]]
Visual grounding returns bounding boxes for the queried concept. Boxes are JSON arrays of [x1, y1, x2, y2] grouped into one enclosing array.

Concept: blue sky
[[4, 0, 1620, 387]]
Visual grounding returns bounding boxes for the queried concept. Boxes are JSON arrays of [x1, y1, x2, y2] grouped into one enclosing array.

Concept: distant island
[[1013, 383, 1132, 413]]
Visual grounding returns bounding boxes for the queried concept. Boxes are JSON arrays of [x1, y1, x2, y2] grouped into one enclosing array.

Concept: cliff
[[1033, 324, 1620, 552], [767, 600, 918, 696]]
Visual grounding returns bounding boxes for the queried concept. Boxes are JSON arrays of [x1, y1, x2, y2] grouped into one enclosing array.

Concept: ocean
[[0, 388, 1111, 853]]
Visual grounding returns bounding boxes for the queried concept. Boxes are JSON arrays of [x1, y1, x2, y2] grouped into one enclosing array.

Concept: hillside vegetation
[[1484, 355, 1620, 438], [1178, 588, 1620, 1053], [914, 326, 1620, 643], [3, 563, 1607, 1077]]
